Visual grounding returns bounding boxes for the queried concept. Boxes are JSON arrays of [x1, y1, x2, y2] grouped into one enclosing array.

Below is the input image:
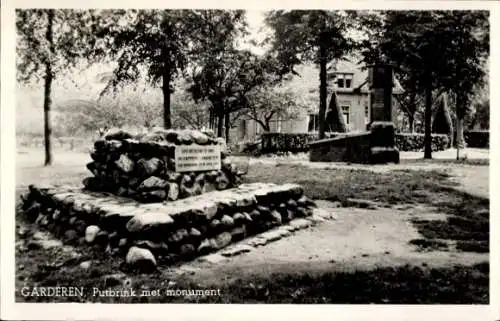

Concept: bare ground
[[14, 148, 490, 303], [171, 203, 488, 286]]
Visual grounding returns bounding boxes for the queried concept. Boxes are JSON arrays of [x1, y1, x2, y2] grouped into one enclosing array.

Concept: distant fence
[[17, 135, 94, 152]]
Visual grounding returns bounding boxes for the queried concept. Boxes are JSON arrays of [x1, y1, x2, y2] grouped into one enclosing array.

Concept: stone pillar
[[368, 65, 400, 164]]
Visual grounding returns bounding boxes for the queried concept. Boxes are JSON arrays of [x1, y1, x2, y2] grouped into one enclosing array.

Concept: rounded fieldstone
[[126, 246, 157, 273], [232, 212, 246, 223], [85, 225, 101, 243], [270, 210, 283, 225], [210, 232, 232, 250], [74, 219, 87, 234], [197, 239, 213, 255], [79, 260, 92, 270], [221, 215, 235, 228], [189, 227, 202, 238], [179, 243, 196, 259], [64, 229, 79, 244]]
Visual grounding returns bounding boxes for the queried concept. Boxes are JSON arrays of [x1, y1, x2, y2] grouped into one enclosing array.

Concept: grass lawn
[[15, 152, 490, 303]]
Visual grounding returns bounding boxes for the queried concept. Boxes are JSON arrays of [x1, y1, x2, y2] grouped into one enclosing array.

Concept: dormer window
[[336, 73, 353, 89]]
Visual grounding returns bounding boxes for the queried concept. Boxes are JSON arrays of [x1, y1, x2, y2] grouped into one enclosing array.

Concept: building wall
[[231, 91, 401, 143]]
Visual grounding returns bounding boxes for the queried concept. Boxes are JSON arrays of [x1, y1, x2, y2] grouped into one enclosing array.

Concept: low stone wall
[[84, 128, 243, 203], [309, 133, 372, 163], [21, 182, 316, 271]]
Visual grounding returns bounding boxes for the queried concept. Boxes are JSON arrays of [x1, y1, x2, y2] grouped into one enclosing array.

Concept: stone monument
[[367, 64, 400, 164], [308, 64, 399, 164]]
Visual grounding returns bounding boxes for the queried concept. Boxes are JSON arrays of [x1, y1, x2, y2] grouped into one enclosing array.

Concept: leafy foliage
[[325, 91, 347, 133], [357, 10, 489, 157], [16, 9, 98, 165], [264, 10, 356, 139], [244, 86, 304, 132], [16, 9, 97, 83], [432, 93, 454, 146], [188, 49, 272, 139]]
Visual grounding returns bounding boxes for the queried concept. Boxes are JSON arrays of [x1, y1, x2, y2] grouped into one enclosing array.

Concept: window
[[308, 114, 319, 132], [341, 106, 350, 124], [336, 73, 354, 89]]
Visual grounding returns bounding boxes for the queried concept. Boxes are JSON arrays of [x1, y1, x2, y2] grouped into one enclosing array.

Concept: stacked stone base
[[84, 128, 242, 203], [20, 183, 316, 270]]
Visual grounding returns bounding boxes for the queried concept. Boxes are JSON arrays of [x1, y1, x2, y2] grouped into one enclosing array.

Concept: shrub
[[432, 94, 454, 147], [395, 133, 449, 152], [261, 132, 450, 154], [464, 130, 489, 148], [261, 132, 340, 154]]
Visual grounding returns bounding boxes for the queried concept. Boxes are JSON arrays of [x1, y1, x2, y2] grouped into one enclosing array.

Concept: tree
[[358, 11, 489, 159], [91, 10, 195, 129], [359, 11, 456, 158], [325, 90, 347, 133], [244, 86, 303, 132], [432, 92, 454, 147], [16, 9, 97, 165], [188, 49, 271, 142], [265, 10, 355, 140], [438, 11, 489, 158], [171, 92, 211, 130], [58, 87, 163, 136]]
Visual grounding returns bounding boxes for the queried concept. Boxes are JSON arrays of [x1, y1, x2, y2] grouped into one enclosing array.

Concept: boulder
[[221, 215, 235, 228], [115, 154, 135, 173], [126, 213, 174, 233], [64, 229, 79, 244], [179, 243, 196, 259], [125, 246, 157, 273], [210, 232, 232, 250], [167, 182, 179, 201], [230, 226, 247, 242], [197, 239, 213, 255], [190, 131, 210, 145], [137, 176, 168, 192]]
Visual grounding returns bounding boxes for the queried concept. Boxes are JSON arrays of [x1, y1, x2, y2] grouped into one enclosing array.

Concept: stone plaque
[[175, 144, 221, 172]]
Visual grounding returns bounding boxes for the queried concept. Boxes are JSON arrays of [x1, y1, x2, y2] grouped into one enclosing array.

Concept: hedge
[[395, 133, 449, 152], [261, 132, 339, 154], [464, 130, 489, 148], [261, 132, 450, 154]]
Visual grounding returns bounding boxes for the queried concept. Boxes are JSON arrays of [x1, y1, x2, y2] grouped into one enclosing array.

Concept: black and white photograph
[[0, 0, 498, 320]]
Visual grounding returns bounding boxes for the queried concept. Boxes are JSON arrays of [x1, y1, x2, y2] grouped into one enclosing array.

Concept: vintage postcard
[[1, 0, 498, 320]]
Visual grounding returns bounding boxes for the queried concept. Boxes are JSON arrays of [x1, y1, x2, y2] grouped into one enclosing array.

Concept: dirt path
[[168, 203, 488, 285]]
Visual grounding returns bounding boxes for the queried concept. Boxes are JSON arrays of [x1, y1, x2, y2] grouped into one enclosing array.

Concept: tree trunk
[[317, 41, 328, 140], [217, 112, 224, 138], [424, 78, 433, 159], [162, 49, 172, 129], [408, 113, 415, 133], [43, 9, 55, 166], [455, 94, 466, 159], [224, 112, 230, 144], [209, 109, 215, 131], [408, 89, 416, 133]]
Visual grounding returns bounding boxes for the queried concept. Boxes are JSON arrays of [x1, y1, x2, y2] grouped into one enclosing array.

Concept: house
[[232, 57, 404, 142]]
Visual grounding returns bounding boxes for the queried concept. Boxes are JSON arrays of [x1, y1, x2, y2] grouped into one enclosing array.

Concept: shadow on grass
[[17, 251, 488, 304], [243, 164, 489, 253]]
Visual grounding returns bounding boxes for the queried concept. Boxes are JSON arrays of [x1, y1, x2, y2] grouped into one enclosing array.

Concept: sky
[[240, 10, 270, 55]]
